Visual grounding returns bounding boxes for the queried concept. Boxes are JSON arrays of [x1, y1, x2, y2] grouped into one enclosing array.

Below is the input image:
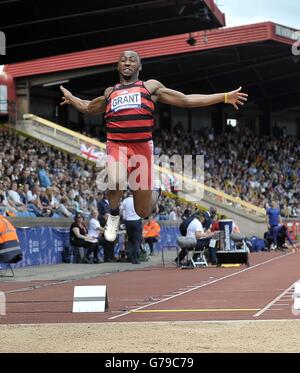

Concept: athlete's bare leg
[[107, 190, 124, 210], [133, 189, 159, 218], [105, 162, 159, 239], [107, 161, 127, 207], [104, 161, 127, 241]]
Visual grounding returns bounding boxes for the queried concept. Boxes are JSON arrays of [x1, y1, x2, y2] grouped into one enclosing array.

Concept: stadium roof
[[6, 22, 300, 111], [0, 0, 225, 64]]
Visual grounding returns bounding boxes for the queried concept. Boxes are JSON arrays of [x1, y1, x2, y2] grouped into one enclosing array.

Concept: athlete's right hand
[[60, 85, 73, 106]]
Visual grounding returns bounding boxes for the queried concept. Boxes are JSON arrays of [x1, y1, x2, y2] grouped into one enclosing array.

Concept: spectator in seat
[[7, 181, 27, 212], [88, 209, 104, 239], [70, 213, 99, 263], [57, 196, 73, 218], [88, 209, 105, 263], [169, 207, 178, 221], [39, 187, 54, 216], [38, 160, 52, 188], [17, 167, 35, 188], [26, 185, 48, 217], [47, 187, 60, 211], [0, 192, 17, 216], [181, 207, 192, 221], [97, 191, 110, 219]]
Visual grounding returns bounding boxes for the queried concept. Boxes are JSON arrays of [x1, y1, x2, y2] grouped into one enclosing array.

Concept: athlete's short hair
[[120, 50, 141, 64]]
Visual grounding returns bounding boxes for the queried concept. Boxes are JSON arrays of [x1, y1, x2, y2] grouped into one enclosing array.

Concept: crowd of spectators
[[0, 129, 189, 220], [153, 123, 300, 218], [0, 123, 299, 220], [0, 130, 100, 218]]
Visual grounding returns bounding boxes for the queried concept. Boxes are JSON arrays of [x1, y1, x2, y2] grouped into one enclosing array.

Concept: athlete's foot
[[104, 214, 120, 242]]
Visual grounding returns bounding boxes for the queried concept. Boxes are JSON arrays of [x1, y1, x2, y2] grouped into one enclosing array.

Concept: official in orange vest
[[0, 215, 22, 264], [143, 216, 160, 255]]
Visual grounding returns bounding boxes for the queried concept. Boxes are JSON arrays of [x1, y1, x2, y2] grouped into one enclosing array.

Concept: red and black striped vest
[[105, 80, 154, 142]]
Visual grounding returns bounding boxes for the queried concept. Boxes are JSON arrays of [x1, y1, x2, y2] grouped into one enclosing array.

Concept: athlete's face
[[118, 51, 141, 78]]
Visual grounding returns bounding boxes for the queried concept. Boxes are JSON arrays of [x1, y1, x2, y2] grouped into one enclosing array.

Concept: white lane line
[[109, 252, 294, 320], [275, 304, 291, 306], [254, 279, 298, 317]]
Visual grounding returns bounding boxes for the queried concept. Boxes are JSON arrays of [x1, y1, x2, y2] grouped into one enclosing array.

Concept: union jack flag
[[80, 143, 104, 162]]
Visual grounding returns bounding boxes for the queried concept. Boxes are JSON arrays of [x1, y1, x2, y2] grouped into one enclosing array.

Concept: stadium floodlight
[[186, 33, 197, 46], [227, 118, 238, 128], [43, 79, 69, 87], [177, 5, 186, 15], [0, 31, 5, 56]]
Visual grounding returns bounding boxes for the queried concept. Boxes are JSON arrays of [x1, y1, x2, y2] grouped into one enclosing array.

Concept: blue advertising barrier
[[154, 226, 180, 252], [0, 225, 180, 268], [13, 227, 70, 268]]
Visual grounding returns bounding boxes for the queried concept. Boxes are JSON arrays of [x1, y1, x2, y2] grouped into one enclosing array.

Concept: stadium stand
[[154, 123, 300, 216], [2, 118, 299, 222], [0, 126, 196, 221], [21, 114, 300, 217]]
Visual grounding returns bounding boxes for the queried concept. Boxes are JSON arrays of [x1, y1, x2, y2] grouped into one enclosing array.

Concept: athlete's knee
[[107, 178, 127, 191], [135, 205, 151, 218], [108, 190, 121, 199]]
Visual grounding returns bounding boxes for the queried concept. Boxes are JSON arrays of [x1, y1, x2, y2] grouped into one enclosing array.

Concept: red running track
[[0, 251, 300, 324]]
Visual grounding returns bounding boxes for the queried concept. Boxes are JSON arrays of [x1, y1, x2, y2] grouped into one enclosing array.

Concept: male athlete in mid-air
[[60, 50, 248, 242]]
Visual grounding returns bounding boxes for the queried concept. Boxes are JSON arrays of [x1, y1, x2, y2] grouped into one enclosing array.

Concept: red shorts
[[106, 140, 154, 190]]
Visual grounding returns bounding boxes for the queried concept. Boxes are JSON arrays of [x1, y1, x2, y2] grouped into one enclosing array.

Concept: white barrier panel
[[0, 291, 6, 316], [293, 282, 300, 311], [72, 286, 108, 313]]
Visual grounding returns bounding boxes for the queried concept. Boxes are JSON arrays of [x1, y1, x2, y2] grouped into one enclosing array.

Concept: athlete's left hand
[[227, 87, 248, 110], [60, 85, 73, 106]]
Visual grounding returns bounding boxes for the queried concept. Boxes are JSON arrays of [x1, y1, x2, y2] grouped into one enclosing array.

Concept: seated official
[[0, 214, 23, 264], [70, 213, 99, 263], [176, 211, 215, 264], [143, 216, 160, 255]]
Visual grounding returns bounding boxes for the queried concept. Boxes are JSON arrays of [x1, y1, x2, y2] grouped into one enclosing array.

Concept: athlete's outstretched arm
[[147, 80, 248, 110], [60, 86, 111, 114]]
